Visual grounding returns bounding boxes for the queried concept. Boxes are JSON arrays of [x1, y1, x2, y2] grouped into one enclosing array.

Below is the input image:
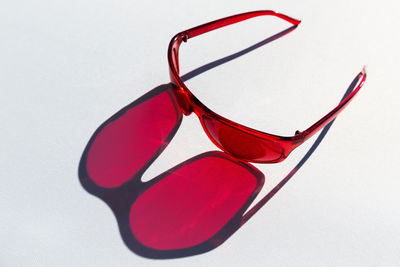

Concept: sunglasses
[[168, 10, 366, 163], [79, 10, 366, 258]]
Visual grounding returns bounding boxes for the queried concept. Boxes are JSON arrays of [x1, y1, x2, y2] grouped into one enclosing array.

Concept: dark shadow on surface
[[241, 73, 361, 224], [78, 25, 358, 259], [180, 25, 297, 82]]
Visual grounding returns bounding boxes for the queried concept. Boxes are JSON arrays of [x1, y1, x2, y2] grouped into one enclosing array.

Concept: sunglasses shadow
[[78, 25, 359, 259]]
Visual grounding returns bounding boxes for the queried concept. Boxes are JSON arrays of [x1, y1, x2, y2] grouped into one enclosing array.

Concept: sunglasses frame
[[168, 10, 366, 163]]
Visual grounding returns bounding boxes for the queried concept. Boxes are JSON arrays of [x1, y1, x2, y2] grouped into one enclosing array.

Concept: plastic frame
[[168, 10, 367, 163]]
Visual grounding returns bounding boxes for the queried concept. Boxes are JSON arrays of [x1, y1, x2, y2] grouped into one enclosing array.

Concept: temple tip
[[362, 65, 367, 75]]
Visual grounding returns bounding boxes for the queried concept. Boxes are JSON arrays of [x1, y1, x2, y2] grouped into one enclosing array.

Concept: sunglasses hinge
[[292, 130, 305, 144], [174, 88, 193, 115], [182, 33, 188, 42]]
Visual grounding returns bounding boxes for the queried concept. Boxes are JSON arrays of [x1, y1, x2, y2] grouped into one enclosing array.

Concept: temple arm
[[299, 67, 367, 143], [168, 10, 301, 76], [184, 10, 301, 39]]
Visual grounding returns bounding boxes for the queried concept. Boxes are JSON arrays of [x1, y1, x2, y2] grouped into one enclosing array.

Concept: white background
[[1, 0, 400, 266]]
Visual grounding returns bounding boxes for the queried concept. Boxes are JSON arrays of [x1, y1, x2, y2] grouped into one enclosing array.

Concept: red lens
[[85, 88, 181, 188], [202, 115, 283, 162], [129, 153, 260, 250]]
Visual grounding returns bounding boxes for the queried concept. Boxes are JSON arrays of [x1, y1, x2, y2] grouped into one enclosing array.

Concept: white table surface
[[1, 0, 399, 266]]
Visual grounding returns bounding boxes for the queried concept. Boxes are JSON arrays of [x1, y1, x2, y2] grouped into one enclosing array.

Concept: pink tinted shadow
[[86, 90, 180, 188], [129, 155, 258, 250]]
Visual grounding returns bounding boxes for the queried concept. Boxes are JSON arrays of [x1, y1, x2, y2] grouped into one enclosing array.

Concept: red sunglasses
[[168, 10, 366, 163]]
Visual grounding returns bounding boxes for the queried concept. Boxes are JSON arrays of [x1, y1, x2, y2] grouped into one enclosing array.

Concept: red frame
[[168, 10, 366, 163]]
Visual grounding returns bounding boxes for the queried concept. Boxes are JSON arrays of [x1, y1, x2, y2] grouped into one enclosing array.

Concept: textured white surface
[[1, 0, 399, 266]]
